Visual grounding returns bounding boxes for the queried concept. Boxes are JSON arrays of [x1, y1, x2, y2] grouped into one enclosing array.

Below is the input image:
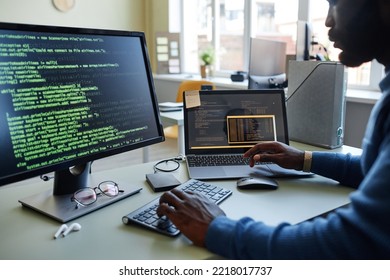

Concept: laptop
[[183, 89, 311, 180]]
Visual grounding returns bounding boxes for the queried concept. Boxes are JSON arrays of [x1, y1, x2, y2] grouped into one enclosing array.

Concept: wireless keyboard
[[122, 178, 232, 237]]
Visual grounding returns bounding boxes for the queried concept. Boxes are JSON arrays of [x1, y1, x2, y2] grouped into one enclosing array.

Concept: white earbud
[[62, 223, 82, 237], [53, 224, 68, 239]]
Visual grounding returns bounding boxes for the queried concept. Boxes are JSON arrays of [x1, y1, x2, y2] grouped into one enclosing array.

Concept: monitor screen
[[248, 38, 287, 89], [0, 22, 164, 221]]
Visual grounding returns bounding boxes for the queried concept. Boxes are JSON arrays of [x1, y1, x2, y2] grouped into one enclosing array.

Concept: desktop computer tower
[[286, 61, 347, 149]]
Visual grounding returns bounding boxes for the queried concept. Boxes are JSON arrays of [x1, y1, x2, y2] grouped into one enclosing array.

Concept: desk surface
[[0, 143, 361, 260]]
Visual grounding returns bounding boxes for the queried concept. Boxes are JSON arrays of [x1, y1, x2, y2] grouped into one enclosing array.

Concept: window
[[179, 0, 298, 76], [251, 1, 298, 56], [172, 0, 382, 91], [217, 0, 245, 72]]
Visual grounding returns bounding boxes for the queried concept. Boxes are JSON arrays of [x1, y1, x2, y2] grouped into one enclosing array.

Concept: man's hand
[[243, 141, 305, 170], [157, 189, 225, 247]]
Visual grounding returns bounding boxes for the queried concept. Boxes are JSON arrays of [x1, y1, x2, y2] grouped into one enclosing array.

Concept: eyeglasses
[[71, 181, 124, 209]]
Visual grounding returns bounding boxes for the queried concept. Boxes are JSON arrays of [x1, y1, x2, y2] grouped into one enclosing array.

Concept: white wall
[[0, 0, 145, 31]]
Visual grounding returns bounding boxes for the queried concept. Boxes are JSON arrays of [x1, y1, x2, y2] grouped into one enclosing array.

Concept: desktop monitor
[[0, 22, 165, 222], [248, 37, 287, 89]]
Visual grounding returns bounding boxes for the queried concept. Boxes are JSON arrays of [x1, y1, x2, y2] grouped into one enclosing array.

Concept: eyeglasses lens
[[74, 189, 97, 205], [99, 181, 119, 197]]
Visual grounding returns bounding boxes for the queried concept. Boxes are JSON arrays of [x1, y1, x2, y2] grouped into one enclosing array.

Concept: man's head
[[326, 0, 390, 67]]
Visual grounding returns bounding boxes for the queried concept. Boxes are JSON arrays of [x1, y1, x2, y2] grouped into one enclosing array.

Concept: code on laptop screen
[[185, 90, 288, 152]]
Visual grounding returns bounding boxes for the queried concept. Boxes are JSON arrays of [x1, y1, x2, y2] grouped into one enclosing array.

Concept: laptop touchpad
[[189, 167, 227, 179]]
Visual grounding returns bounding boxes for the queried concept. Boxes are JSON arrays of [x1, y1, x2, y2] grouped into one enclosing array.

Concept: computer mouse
[[236, 177, 278, 190]]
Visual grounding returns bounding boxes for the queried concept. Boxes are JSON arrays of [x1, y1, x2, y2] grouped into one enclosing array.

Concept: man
[[157, 0, 390, 259]]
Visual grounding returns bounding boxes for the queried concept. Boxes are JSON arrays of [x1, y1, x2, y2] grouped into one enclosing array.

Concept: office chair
[[164, 80, 216, 139]]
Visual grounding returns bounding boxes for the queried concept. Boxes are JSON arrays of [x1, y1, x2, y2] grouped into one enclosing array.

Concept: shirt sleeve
[[311, 152, 363, 188], [206, 200, 389, 259]]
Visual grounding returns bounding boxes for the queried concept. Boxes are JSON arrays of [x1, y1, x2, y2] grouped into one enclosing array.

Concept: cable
[[40, 174, 54, 181], [285, 63, 323, 103], [153, 155, 185, 173]]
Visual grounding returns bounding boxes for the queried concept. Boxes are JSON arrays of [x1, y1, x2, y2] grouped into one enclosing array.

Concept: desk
[[0, 143, 361, 260]]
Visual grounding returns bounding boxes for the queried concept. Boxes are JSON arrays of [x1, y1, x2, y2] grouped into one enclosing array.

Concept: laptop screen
[[184, 89, 289, 155]]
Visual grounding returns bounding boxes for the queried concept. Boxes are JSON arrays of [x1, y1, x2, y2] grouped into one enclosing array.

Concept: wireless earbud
[[62, 223, 82, 237], [53, 224, 68, 239]]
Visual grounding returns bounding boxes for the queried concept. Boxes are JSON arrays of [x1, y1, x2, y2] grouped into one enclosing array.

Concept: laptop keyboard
[[122, 179, 232, 237], [187, 154, 265, 167]]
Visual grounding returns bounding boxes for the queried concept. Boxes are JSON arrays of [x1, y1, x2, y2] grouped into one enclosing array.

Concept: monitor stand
[[18, 162, 143, 223], [19, 185, 142, 223]]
